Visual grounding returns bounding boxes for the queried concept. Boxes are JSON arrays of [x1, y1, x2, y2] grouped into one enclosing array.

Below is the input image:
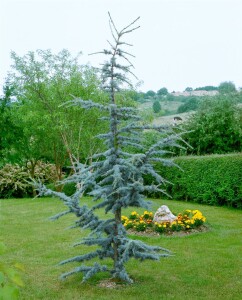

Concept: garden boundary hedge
[[145, 153, 242, 208]]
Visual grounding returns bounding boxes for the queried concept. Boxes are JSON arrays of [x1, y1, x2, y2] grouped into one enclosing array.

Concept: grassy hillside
[[138, 100, 183, 114], [152, 111, 193, 126]]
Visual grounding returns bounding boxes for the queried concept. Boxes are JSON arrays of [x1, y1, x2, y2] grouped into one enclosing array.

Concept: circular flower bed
[[122, 209, 207, 235]]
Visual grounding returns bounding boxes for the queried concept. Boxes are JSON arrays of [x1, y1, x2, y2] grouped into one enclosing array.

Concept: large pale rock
[[153, 205, 177, 224]]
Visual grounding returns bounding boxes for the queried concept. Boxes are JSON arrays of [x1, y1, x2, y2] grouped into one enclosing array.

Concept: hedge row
[[1, 154, 241, 207], [146, 153, 242, 208]]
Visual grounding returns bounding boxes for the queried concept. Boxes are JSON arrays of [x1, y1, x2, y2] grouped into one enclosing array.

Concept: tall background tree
[[184, 87, 193, 92], [0, 84, 24, 167], [145, 90, 156, 98], [157, 87, 168, 96], [218, 81, 236, 94], [8, 49, 108, 180]]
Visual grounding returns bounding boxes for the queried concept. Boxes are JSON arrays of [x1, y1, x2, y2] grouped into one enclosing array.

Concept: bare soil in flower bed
[[127, 225, 209, 237]]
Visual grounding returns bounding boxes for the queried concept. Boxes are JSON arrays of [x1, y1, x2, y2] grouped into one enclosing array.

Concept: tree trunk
[[113, 207, 122, 276]]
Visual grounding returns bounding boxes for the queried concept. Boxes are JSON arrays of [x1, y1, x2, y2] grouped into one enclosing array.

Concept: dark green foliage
[[237, 91, 242, 103], [145, 154, 242, 208], [184, 87, 193, 92], [45, 182, 77, 196], [194, 85, 218, 91], [145, 90, 156, 97], [182, 95, 242, 155], [157, 87, 168, 96], [152, 100, 161, 113], [218, 81, 236, 94], [177, 97, 199, 113], [62, 182, 76, 196], [0, 84, 24, 166]]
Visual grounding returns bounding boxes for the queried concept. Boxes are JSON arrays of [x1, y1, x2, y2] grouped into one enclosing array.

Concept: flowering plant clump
[[122, 209, 207, 235], [121, 211, 153, 232]]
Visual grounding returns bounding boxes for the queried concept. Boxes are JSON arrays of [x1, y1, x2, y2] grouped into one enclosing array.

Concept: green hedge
[[147, 153, 242, 208]]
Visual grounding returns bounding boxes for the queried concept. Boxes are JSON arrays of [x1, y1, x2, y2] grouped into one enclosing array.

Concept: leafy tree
[[177, 97, 199, 113], [157, 87, 168, 96], [0, 85, 12, 162], [8, 50, 107, 180], [115, 90, 138, 108], [145, 90, 156, 97], [182, 95, 242, 155], [0, 84, 24, 166], [118, 89, 140, 104], [152, 100, 161, 113], [184, 87, 193, 92], [135, 91, 147, 103], [36, 13, 183, 284], [218, 81, 236, 94]]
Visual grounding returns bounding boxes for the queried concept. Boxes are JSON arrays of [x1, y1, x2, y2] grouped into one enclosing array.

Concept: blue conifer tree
[[36, 13, 185, 283]]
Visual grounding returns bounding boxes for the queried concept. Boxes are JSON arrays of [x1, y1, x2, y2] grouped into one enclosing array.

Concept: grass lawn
[[0, 197, 241, 300]]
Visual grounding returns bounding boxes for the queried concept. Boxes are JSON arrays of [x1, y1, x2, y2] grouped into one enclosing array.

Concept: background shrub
[[145, 153, 242, 208], [0, 161, 59, 199], [181, 96, 242, 155], [0, 164, 30, 198], [152, 100, 161, 113], [61, 182, 76, 196]]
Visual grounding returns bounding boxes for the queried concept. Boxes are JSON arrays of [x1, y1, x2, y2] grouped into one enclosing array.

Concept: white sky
[[1, 0, 242, 93]]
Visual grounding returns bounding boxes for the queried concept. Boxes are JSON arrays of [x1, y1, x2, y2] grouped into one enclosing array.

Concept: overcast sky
[[1, 0, 242, 93]]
